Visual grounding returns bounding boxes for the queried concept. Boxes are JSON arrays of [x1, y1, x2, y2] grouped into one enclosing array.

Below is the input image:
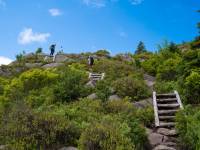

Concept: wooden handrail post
[[153, 91, 159, 127], [174, 90, 184, 109]]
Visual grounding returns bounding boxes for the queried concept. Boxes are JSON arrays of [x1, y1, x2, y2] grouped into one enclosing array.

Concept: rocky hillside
[[0, 43, 199, 150]]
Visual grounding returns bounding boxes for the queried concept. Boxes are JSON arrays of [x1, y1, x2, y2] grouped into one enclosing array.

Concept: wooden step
[[157, 98, 177, 103], [156, 93, 176, 99], [157, 93, 176, 97], [158, 110, 178, 115], [157, 104, 180, 108], [159, 122, 175, 128], [159, 116, 175, 121]]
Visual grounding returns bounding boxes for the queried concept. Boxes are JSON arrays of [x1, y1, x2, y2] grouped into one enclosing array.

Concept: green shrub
[[95, 50, 110, 58], [53, 67, 88, 102], [0, 77, 9, 95], [112, 76, 150, 101], [136, 107, 154, 127], [154, 81, 177, 93], [183, 71, 200, 104], [78, 116, 134, 150], [64, 99, 104, 127], [93, 59, 136, 81], [0, 103, 79, 150], [176, 106, 200, 150], [105, 99, 136, 114], [26, 87, 55, 107], [4, 69, 58, 101], [141, 55, 160, 76], [157, 57, 181, 81], [95, 80, 112, 102]]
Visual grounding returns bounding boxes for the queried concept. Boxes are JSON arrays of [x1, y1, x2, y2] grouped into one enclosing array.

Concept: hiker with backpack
[[88, 56, 94, 67]]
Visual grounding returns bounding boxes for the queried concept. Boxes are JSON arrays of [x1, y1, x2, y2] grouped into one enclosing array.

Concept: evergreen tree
[[135, 41, 147, 54], [36, 48, 42, 54]]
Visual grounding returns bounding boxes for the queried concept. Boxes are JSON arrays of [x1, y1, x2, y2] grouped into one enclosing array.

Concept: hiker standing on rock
[[88, 56, 94, 67], [50, 44, 56, 56]]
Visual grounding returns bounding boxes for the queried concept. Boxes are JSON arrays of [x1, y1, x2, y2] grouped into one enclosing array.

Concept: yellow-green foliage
[[112, 76, 150, 101], [79, 116, 134, 150], [184, 71, 200, 104], [93, 59, 136, 81], [0, 99, 148, 150], [157, 57, 182, 81], [4, 69, 58, 102], [176, 106, 200, 150]]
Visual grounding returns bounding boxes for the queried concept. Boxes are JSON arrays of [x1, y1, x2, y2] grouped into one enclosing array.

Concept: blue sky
[[0, 0, 200, 64]]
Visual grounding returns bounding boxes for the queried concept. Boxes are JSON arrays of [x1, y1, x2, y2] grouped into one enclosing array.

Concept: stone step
[[157, 98, 177, 104], [159, 116, 175, 121], [156, 93, 176, 99], [157, 104, 180, 109], [159, 122, 175, 128], [158, 110, 178, 115]]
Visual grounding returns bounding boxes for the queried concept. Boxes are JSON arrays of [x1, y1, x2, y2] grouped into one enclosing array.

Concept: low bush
[[112, 76, 150, 101], [95, 80, 112, 102], [154, 81, 177, 93], [78, 116, 134, 150], [93, 59, 136, 81], [0, 103, 79, 150], [53, 67, 89, 102], [183, 71, 200, 104], [176, 106, 200, 150]]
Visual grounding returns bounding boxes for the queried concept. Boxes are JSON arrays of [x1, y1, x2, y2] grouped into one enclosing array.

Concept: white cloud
[[18, 28, 50, 45], [0, 56, 13, 65], [0, 0, 6, 8], [49, 8, 62, 16], [130, 0, 144, 5], [82, 0, 106, 8]]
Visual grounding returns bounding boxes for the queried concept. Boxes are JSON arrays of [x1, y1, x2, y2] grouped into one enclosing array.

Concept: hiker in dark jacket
[[88, 56, 94, 66], [50, 44, 56, 56]]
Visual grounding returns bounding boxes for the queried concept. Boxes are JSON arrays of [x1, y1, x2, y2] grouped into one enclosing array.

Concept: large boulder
[[87, 93, 98, 100], [153, 145, 176, 150], [148, 132, 169, 147], [144, 74, 155, 90], [108, 95, 121, 101], [42, 63, 64, 69], [54, 54, 69, 63], [25, 63, 43, 68], [0, 145, 7, 150], [85, 81, 96, 88], [157, 128, 177, 136], [133, 98, 152, 109]]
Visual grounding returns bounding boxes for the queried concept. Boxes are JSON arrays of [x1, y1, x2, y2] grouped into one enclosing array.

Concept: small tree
[[15, 51, 26, 63], [36, 48, 42, 54], [135, 41, 147, 54]]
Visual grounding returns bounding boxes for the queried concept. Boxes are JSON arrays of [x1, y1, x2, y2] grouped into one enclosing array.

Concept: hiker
[[88, 56, 94, 67], [50, 44, 56, 56]]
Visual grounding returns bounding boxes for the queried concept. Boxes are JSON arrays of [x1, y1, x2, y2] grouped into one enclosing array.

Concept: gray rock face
[[54, 54, 68, 63], [157, 128, 177, 136], [25, 63, 43, 68], [144, 74, 155, 90], [42, 63, 64, 69], [0, 145, 7, 150], [148, 133, 169, 147], [59, 147, 78, 150], [108, 95, 121, 101], [133, 98, 152, 109], [87, 93, 98, 100], [153, 145, 176, 150], [85, 81, 96, 88]]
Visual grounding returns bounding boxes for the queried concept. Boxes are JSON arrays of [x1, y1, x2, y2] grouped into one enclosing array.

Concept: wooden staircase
[[153, 91, 183, 128], [89, 73, 105, 81]]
